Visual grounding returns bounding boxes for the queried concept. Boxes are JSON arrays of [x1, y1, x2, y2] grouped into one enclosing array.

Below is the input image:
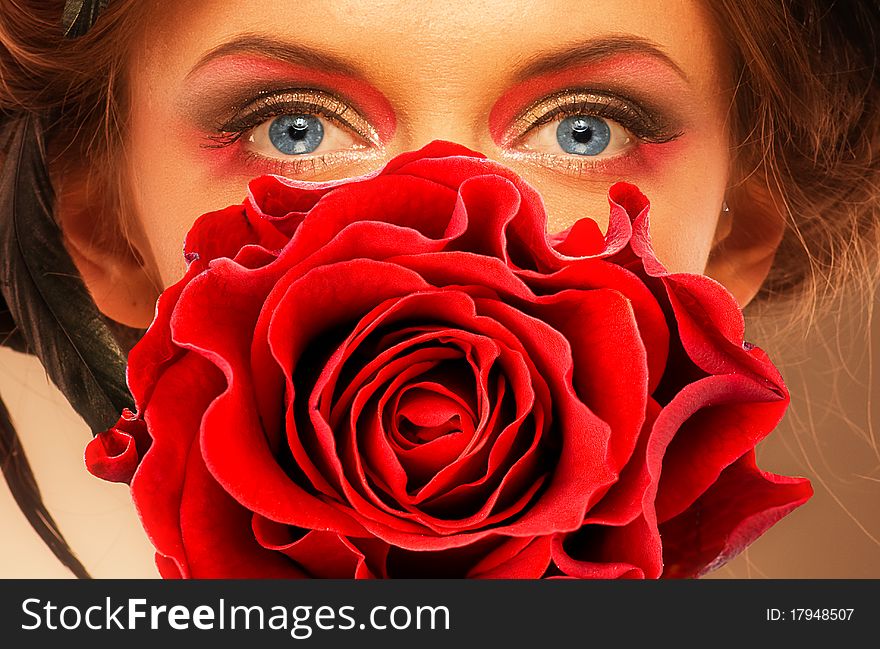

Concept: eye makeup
[[193, 86, 384, 179], [179, 54, 399, 179], [497, 87, 684, 176], [206, 88, 379, 149], [507, 89, 681, 148], [202, 87, 380, 177], [184, 54, 397, 141], [490, 53, 694, 176], [182, 49, 693, 181]]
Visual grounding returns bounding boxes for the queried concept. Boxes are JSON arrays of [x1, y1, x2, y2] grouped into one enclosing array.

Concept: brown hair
[[708, 1, 879, 327], [1, 0, 878, 575], [0, 0, 146, 250]]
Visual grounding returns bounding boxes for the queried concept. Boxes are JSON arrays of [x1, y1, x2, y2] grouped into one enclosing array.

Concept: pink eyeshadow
[[489, 54, 690, 144], [188, 55, 397, 143]]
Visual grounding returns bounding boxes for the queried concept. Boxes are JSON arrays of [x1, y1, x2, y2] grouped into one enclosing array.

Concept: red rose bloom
[[87, 141, 812, 578]]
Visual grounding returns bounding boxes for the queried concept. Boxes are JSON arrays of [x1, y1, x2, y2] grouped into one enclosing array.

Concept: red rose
[[87, 140, 811, 578], [85, 408, 150, 484]]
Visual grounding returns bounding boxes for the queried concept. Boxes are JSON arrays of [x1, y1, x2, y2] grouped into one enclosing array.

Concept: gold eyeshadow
[[195, 82, 684, 181], [506, 88, 682, 147], [204, 87, 379, 149]]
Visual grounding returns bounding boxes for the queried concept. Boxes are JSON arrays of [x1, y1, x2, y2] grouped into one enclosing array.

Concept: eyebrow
[[186, 35, 363, 79], [190, 34, 687, 87], [513, 35, 689, 83]]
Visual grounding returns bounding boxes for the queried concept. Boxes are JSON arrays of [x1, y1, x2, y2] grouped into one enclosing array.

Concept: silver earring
[[722, 200, 730, 213]]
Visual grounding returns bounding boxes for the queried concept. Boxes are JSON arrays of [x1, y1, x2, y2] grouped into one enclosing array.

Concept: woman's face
[[121, 0, 735, 307]]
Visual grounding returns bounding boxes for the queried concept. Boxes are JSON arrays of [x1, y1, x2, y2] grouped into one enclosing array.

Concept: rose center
[[395, 385, 472, 444]]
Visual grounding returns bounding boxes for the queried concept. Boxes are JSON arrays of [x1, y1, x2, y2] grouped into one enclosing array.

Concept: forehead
[[136, 0, 730, 102]]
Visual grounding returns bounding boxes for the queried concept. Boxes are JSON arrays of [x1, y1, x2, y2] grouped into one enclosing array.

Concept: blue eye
[[556, 116, 612, 156], [267, 114, 324, 155]]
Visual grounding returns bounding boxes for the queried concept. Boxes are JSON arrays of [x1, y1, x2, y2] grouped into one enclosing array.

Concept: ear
[[704, 180, 787, 308], [52, 161, 160, 329]]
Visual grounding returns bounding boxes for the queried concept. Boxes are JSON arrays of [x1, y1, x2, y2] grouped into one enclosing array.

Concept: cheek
[[647, 202, 721, 275], [127, 128, 252, 288], [641, 156, 728, 275], [538, 188, 720, 274], [530, 167, 725, 275], [518, 138, 728, 275]]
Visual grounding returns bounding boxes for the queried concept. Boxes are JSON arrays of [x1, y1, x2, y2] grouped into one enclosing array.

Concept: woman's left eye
[[249, 113, 360, 158], [522, 114, 632, 159], [506, 90, 681, 168]]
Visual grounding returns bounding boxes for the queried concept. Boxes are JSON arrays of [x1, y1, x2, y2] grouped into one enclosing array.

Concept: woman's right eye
[[208, 89, 382, 177]]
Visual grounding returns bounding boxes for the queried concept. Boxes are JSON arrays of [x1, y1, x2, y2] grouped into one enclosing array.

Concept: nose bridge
[[379, 51, 498, 154], [398, 103, 488, 152], [322, 0, 548, 154]]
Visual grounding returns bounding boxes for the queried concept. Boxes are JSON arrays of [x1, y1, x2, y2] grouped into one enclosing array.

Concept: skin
[[59, 0, 785, 328]]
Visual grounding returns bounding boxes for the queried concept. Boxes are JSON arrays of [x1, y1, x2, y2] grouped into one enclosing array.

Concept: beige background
[[1, 292, 878, 579], [0, 346, 157, 578], [710, 293, 880, 578]]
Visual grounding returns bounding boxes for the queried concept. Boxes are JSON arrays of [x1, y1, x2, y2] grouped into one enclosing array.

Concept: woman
[[0, 0, 877, 577]]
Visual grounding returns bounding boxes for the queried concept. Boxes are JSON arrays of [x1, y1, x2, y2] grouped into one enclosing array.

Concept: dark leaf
[[0, 299, 26, 352], [0, 115, 134, 433], [61, 0, 110, 39], [0, 396, 90, 579]]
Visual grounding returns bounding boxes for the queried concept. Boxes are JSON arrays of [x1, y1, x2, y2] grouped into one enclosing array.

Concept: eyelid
[[214, 88, 380, 147], [506, 88, 682, 147]]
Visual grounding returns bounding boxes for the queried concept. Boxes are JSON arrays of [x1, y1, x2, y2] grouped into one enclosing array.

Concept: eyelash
[[204, 87, 681, 176], [208, 89, 377, 146], [511, 89, 681, 146], [204, 88, 378, 176]]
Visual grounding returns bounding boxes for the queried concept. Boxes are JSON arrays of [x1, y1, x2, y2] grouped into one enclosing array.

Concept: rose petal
[[522, 259, 670, 394], [660, 450, 813, 577], [131, 353, 226, 578], [651, 374, 788, 522], [85, 409, 150, 484], [550, 218, 606, 257], [551, 514, 660, 579], [178, 448, 305, 578], [252, 516, 376, 578], [108, 145, 807, 582], [285, 175, 461, 262], [380, 140, 488, 177], [184, 204, 290, 268], [384, 534, 550, 578], [584, 398, 662, 527], [468, 535, 553, 579], [531, 288, 649, 471], [175, 262, 368, 536]]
